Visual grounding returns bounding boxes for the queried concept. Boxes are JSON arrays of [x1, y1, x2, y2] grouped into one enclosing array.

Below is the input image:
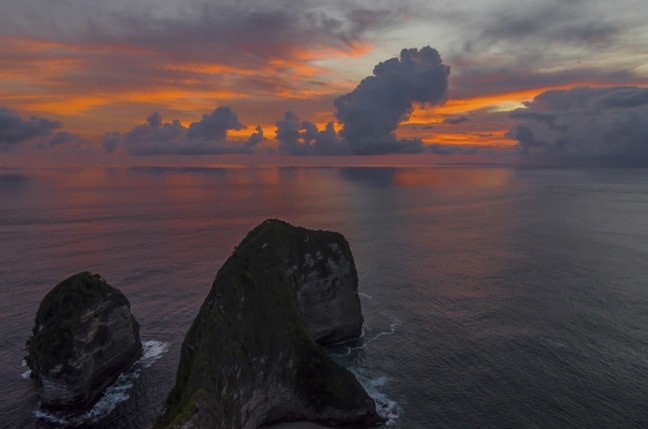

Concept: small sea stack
[[156, 219, 382, 429], [26, 272, 142, 410]]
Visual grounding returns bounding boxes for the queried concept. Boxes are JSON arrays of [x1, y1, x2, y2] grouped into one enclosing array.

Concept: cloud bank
[[508, 86, 648, 165], [0, 108, 60, 147], [0, 107, 86, 152], [113, 107, 257, 156], [275, 111, 343, 155]]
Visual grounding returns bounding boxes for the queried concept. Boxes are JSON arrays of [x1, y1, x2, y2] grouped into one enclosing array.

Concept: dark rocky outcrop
[[288, 221, 363, 345], [26, 272, 142, 410], [155, 219, 382, 429]]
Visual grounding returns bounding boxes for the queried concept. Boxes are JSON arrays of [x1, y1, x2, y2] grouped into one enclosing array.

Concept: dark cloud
[[334, 46, 450, 154], [275, 111, 344, 155], [244, 126, 265, 149], [122, 112, 186, 154], [509, 111, 568, 131], [508, 86, 648, 165], [103, 132, 121, 154], [119, 107, 251, 156], [47, 131, 82, 147], [275, 111, 303, 154], [426, 143, 478, 155], [0, 107, 60, 146], [186, 107, 243, 141], [304, 121, 343, 155], [443, 115, 469, 125]]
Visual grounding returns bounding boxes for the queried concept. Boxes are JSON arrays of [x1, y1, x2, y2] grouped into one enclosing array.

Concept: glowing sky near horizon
[[1, 0, 647, 162]]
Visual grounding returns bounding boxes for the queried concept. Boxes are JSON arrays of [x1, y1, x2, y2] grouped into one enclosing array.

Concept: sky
[[1, 0, 647, 166]]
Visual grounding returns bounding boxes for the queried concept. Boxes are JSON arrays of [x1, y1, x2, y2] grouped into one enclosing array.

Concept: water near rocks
[[2, 165, 648, 428]]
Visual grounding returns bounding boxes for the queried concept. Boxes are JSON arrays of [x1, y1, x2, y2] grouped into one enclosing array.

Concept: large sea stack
[[26, 272, 142, 410], [156, 219, 382, 429]]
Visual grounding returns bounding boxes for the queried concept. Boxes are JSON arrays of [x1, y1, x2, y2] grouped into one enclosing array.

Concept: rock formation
[[287, 221, 364, 345], [26, 272, 142, 410], [155, 219, 382, 429]]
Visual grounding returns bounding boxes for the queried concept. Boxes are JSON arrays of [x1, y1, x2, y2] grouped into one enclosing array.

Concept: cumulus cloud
[[508, 86, 648, 164], [0, 107, 60, 146], [244, 125, 265, 149], [115, 107, 255, 156], [103, 132, 121, 154], [47, 131, 82, 147], [275, 111, 302, 154], [275, 111, 343, 155], [304, 121, 343, 155], [186, 107, 243, 141], [334, 46, 450, 154]]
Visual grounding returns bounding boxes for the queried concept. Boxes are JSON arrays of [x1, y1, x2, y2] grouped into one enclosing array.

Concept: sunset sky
[[1, 0, 647, 165]]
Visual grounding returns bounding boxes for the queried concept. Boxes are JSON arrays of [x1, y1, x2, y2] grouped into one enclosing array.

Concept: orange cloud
[[0, 34, 366, 137], [399, 80, 648, 148]]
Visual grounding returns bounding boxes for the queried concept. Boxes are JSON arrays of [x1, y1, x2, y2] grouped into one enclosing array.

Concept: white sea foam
[[141, 339, 170, 367], [351, 368, 400, 426], [372, 319, 401, 341], [33, 339, 170, 426], [329, 346, 352, 358], [357, 318, 401, 349], [34, 370, 141, 426], [21, 359, 32, 379]]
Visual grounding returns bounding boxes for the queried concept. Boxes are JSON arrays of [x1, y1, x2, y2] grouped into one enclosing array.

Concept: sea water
[[2, 165, 648, 428]]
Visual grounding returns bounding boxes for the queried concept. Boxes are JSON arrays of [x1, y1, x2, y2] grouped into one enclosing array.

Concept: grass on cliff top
[[35, 272, 126, 325], [28, 272, 128, 372]]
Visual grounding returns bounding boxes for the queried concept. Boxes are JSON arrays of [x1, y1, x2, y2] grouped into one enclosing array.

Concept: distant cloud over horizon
[[0, 108, 61, 148], [275, 111, 344, 155], [96, 106, 263, 156], [334, 46, 450, 154], [113, 107, 257, 156], [1, 0, 647, 159], [0, 107, 87, 152], [274, 46, 451, 155], [508, 86, 648, 165]]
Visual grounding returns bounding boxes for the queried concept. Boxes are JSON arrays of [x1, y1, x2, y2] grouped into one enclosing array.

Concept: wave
[[32, 339, 169, 427], [327, 318, 402, 426], [141, 339, 170, 367], [351, 368, 400, 426], [21, 358, 31, 380], [348, 318, 402, 352]]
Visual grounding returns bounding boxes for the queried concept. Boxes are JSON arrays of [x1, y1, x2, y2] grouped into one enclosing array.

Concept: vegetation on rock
[[27, 272, 142, 409], [156, 219, 382, 429]]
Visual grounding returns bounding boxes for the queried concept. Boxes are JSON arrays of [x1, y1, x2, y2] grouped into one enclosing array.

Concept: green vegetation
[[27, 272, 128, 377]]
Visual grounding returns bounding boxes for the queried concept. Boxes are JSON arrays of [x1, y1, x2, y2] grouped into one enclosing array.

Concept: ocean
[[2, 165, 648, 428]]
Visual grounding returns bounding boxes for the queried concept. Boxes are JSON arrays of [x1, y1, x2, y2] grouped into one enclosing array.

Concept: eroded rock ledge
[[26, 272, 142, 410], [155, 219, 382, 429]]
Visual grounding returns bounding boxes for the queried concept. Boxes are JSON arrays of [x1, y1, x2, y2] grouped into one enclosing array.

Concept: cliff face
[[26, 272, 142, 410], [156, 219, 381, 429], [285, 221, 363, 345]]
